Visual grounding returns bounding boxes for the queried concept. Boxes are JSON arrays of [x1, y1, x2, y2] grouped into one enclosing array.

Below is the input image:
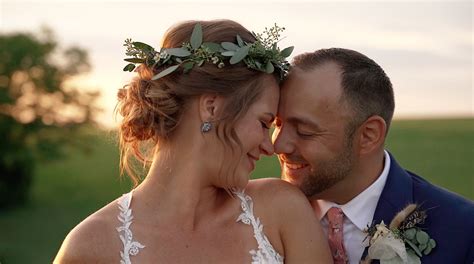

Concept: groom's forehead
[[277, 65, 344, 124], [280, 69, 342, 106], [285, 63, 341, 91]]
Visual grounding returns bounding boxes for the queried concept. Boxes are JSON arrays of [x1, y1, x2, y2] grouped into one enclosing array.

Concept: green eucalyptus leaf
[[202, 42, 222, 52], [161, 55, 171, 64], [182, 61, 194, 73], [404, 228, 417, 240], [423, 244, 433, 255], [166, 48, 191, 57], [405, 239, 423, 257], [236, 35, 244, 47], [221, 51, 235, 57], [221, 42, 240, 51], [124, 58, 145, 63], [416, 231, 429, 245], [429, 239, 436, 248], [418, 243, 427, 252], [123, 63, 136, 72], [265, 61, 274, 73], [230, 46, 250, 64], [132, 42, 154, 52], [152, 65, 180, 80], [175, 58, 183, 63], [407, 250, 421, 264], [190, 23, 203, 50], [280, 46, 294, 58]]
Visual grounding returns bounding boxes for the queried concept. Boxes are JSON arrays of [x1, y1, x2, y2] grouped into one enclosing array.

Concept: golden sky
[[1, 0, 472, 127]]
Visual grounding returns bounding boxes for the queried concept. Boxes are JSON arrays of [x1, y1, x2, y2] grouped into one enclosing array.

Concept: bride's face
[[231, 78, 279, 188]]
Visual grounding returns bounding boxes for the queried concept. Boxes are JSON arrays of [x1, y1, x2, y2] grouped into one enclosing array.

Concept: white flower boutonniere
[[362, 204, 436, 264]]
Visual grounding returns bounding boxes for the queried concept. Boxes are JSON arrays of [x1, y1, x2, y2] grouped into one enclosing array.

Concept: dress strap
[[233, 190, 283, 263], [116, 191, 145, 264]]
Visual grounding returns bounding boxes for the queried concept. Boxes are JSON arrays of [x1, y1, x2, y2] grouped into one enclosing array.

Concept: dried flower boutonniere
[[362, 204, 436, 264]]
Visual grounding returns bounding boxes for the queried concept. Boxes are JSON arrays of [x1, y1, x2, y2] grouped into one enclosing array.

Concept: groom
[[272, 48, 474, 263]]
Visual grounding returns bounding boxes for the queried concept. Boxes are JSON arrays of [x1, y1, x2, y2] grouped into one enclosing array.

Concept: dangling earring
[[201, 121, 212, 133]]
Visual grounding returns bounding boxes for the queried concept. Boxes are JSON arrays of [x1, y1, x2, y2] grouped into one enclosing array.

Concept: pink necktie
[[327, 207, 348, 264]]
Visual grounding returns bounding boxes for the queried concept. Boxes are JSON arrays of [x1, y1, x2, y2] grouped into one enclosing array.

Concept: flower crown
[[122, 23, 294, 81]]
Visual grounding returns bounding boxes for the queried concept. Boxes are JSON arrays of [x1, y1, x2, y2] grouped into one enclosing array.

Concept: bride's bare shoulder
[[245, 178, 314, 219], [246, 178, 308, 204], [54, 197, 122, 264]]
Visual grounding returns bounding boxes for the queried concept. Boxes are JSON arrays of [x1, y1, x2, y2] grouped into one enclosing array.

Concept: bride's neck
[[133, 145, 228, 230]]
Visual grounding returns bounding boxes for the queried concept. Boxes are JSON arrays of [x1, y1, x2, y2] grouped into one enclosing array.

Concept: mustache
[[278, 154, 307, 164]]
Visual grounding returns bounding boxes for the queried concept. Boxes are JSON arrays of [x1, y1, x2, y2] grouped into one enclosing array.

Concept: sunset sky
[[2, 0, 472, 127]]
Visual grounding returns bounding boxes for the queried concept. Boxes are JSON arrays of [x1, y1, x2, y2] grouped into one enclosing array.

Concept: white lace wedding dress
[[116, 190, 284, 264]]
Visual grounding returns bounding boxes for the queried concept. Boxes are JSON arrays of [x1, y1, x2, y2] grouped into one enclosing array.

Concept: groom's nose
[[272, 125, 294, 155]]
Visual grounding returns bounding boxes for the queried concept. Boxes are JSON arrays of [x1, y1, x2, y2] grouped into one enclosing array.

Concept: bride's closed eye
[[261, 121, 271, 129]]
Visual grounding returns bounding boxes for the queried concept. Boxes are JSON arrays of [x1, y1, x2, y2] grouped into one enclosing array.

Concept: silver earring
[[201, 121, 212, 133]]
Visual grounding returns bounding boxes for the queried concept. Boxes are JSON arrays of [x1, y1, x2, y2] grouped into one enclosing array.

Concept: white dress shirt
[[313, 150, 391, 264]]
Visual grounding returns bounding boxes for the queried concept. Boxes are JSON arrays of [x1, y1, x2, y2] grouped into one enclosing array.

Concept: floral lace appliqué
[[116, 192, 145, 264], [234, 190, 284, 264]]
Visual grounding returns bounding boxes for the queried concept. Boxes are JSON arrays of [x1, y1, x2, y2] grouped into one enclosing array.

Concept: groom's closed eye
[[296, 123, 324, 137], [296, 128, 316, 137]]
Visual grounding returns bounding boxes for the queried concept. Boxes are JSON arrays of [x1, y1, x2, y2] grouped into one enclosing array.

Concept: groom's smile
[[279, 155, 311, 180], [285, 162, 308, 170]]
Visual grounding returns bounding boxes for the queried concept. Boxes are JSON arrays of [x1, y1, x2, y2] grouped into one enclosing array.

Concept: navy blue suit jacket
[[366, 153, 474, 263]]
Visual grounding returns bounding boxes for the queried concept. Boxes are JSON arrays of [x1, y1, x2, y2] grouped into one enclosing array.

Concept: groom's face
[[272, 62, 356, 198]]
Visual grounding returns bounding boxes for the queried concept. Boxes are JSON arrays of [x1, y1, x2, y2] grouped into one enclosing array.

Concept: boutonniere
[[361, 204, 436, 264]]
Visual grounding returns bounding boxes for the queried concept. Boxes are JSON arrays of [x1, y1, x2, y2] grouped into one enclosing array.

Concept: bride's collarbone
[[129, 192, 243, 231], [127, 212, 259, 261], [131, 210, 255, 240], [130, 227, 256, 264]]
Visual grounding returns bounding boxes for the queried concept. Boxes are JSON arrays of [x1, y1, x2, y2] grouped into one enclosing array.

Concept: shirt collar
[[314, 150, 391, 231]]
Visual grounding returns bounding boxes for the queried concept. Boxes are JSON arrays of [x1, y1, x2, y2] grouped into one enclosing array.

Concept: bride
[[54, 19, 332, 263]]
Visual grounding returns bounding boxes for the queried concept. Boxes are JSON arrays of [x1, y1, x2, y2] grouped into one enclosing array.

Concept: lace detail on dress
[[116, 191, 145, 264], [234, 190, 284, 264]]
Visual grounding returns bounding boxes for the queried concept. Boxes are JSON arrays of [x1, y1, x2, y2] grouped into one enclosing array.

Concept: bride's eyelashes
[[261, 121, 271, 129]]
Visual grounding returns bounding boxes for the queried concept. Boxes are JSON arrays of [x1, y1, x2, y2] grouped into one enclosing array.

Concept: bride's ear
[[199, 94, 224, 122]]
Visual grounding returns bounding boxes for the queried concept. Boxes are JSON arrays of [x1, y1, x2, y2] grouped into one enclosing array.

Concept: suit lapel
[[372, 152, 414, 224], [361, 153, 414, 263]]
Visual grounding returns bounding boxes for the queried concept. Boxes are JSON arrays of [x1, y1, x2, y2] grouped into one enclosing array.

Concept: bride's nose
[[260, 133, 274, 156]]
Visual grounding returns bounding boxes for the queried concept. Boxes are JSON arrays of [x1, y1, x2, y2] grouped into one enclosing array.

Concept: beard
[[284, 134, 355, 198]]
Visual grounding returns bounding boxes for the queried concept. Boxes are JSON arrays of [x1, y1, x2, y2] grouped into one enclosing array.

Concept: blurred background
[[0, 0, 472, 262]]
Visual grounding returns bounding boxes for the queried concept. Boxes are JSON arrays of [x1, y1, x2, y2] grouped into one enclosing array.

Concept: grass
[[0, 132, 130, 263], [0, 118, 472, 263]]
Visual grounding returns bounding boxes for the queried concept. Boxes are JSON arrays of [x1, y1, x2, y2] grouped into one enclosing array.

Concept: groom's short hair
[[291, 48, 395, 136]]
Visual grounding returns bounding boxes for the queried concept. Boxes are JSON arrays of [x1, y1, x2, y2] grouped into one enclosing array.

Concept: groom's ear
[[357, 115, 387, 155]]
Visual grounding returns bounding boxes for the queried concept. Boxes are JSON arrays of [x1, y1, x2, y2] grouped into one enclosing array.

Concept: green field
[[0, 118, 473, 263]]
